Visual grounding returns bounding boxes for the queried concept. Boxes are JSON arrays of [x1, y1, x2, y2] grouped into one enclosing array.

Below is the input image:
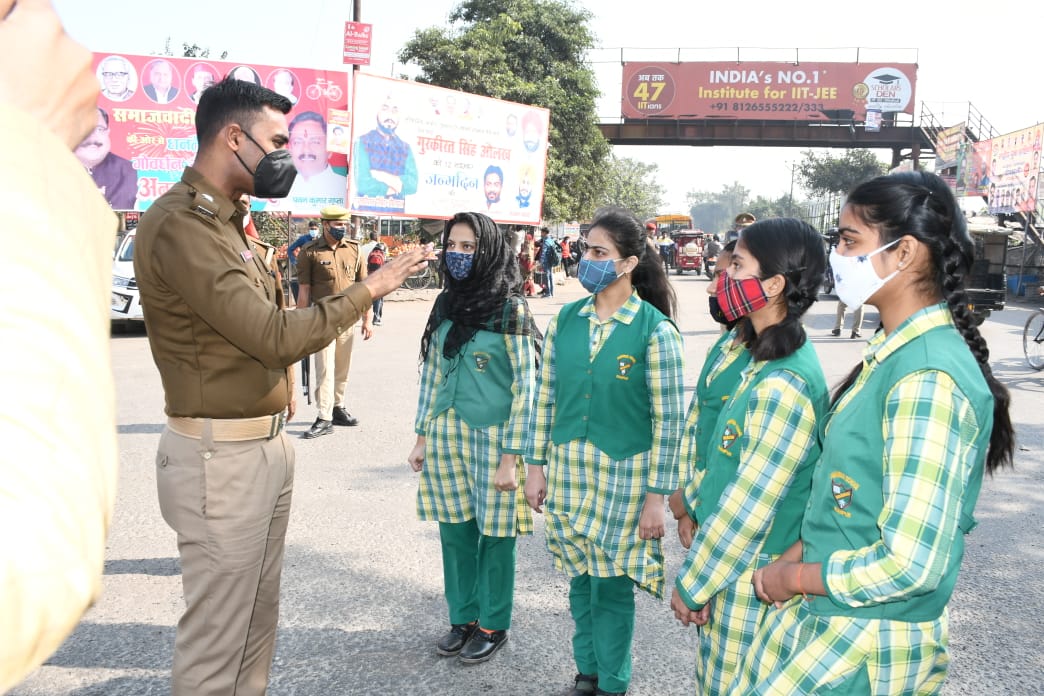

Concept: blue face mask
[[308, 228, 319, 239], [577, 257, 621, 294], [445, 251, 474, 280]]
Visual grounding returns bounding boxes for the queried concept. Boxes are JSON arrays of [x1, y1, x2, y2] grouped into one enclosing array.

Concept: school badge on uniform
[[717, 419, 742, 456], [615, 354, 636, 380], [830, 472, 859, 517], [473, 352, 490, 372]]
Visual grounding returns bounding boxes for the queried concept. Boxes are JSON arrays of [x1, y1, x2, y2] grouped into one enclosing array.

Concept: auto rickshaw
[[672, 232, 704, 274]]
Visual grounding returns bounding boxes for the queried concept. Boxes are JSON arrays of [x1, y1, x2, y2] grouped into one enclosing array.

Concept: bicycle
[[304, 77, 344, 102], [402, 258, 440, 290], [1024, 307, 1044, 370]]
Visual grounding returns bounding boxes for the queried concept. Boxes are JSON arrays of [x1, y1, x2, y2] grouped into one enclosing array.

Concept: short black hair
[[98, 107, 110, 127], [195, 76, 292, 149]]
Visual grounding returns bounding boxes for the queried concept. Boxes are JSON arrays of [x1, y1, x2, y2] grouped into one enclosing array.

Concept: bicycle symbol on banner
[[305, 78, 343, 102]]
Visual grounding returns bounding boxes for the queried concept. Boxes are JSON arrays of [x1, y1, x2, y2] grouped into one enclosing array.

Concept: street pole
[[784, 161, 797, 217], [350, 0, 363, 236]]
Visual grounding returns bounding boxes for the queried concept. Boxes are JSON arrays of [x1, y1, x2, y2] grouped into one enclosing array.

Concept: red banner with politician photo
[[85, 52, 350, 213], [620, 61, 917, 123]]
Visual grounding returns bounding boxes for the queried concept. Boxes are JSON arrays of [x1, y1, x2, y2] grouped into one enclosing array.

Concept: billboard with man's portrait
[[348, 73, 550, 225], [85, 52, 350, 213]]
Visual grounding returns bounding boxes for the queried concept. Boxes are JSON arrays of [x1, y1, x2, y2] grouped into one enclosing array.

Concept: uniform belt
[[167, 414, 285, 441]]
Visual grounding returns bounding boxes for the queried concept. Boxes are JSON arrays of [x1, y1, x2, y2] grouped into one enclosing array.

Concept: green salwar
[[569, 573, 636, 694], [439, 520, 517, 630]]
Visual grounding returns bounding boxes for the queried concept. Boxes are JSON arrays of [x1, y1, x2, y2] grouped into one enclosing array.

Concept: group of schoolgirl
[[406, 170, 1014, 696]]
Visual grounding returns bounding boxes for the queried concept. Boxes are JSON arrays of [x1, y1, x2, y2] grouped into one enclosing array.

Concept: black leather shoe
[[435, 621, 477, 657], [850, 330, 861, 339], [331, 406, 359, 426], [302, 418, 333, 439], [830, 328, 841, 337], [458, 628, 508, 663], [569, 673, 598, 695]]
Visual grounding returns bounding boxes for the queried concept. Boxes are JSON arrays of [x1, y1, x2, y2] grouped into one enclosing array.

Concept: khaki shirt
[[0, 104, 118, 693], [134, 166, 372, 418], [297, 235, 367, 301]]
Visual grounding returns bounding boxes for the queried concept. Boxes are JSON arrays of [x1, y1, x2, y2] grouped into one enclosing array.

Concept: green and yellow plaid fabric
[[731, 599, 949, 694], [675, 365, 821, 694], [529, 292, 685, 597], [414, 322, 536, 537], [733, 305, 983, 694], [824, 306, 981, 607], [679, 330, 747, 495]]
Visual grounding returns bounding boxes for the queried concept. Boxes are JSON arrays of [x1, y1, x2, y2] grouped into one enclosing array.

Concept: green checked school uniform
[[675, 339, 827, 696], [679, 328, 752, 489], [528, 292, 685, 694], [414, 298, 536, 630], [733, 305, 993, 695]]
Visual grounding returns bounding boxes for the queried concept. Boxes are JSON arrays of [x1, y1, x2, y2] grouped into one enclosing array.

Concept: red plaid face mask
[[715, 271, 769, 322]]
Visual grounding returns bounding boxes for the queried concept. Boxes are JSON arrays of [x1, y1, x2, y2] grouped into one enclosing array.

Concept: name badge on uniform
[[241, 249, 254, 262]]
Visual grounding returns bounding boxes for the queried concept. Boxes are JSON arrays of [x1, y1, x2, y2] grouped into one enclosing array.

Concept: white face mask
[[829, 239, 900, 309]]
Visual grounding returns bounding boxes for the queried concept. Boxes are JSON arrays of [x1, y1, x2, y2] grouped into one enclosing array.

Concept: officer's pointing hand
[[362, 248, 428, 300]]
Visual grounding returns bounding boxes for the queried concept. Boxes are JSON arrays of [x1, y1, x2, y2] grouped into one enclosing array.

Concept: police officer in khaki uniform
[[296, 205, 370, 438], [726, 211, 756, 242], [133, 76, 425, 696]]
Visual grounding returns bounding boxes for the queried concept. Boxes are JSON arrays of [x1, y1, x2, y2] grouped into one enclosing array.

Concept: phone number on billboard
[[709, 102, 827, 113]]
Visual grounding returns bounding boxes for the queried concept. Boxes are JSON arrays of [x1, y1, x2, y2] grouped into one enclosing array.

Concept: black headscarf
[[420, 212, 541, 364]]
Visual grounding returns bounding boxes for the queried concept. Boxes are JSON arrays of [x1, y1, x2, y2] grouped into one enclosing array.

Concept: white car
[[111, 231, 144, 323]]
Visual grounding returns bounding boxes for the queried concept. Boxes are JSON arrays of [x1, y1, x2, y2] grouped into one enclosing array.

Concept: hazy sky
[[54, 0, 1041, 213]]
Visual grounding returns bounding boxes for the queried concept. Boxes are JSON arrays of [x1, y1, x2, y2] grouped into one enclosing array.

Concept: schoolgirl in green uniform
[[408, 212, 541, 664], [524, 209, 685, 696], [668, 219, 829, 696], [736, 171, 1014, 694]]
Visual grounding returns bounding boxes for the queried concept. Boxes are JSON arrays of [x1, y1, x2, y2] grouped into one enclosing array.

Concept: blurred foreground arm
[[0, 1, 119, 692]]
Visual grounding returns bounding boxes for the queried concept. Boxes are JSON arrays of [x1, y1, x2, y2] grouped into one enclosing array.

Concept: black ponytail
[[841, 171, 1014, 474], [735, 218, 826, 362], [590, 208, 677, 319]]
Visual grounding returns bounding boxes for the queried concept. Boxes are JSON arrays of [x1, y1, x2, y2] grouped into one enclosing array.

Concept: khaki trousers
[[157, 424, 295, 696], [834, 301, 865, 332], [314, 326, 355, 420]]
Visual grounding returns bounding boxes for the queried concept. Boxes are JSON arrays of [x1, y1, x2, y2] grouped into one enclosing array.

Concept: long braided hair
[[834, 171, 1014, 474], [733, 218, 827, 362], [419, 211, 540, 364]]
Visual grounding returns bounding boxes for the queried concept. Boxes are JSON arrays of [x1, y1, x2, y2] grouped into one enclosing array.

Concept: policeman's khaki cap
[[320, 204, 351, 221], [734, 212, 756, 226]]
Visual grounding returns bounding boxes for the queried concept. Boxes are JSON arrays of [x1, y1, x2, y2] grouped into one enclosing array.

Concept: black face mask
[[328, 225, 347, 241], [708, 294, 738, 329], [234, 128, 298, 198]]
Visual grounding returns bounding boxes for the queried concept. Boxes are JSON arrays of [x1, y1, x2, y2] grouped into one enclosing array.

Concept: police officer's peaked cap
[[320, 204, 351, 221], [734, 212, 756, 225]]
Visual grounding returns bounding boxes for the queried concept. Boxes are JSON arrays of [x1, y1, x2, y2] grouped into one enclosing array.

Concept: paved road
[[12, 273, 1044, 695]]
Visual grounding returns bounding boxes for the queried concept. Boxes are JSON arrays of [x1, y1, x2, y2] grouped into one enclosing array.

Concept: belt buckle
[[268, 412, 286, 439]]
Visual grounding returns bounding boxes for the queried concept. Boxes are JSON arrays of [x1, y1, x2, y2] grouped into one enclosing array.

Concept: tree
[[686, 182, 751, 233], [597, 156, 664, 221], [254, 212, 292, 249], [796, 149, 887, 197], [158, 37, 228, 60], [399, 0, 609, 222]]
